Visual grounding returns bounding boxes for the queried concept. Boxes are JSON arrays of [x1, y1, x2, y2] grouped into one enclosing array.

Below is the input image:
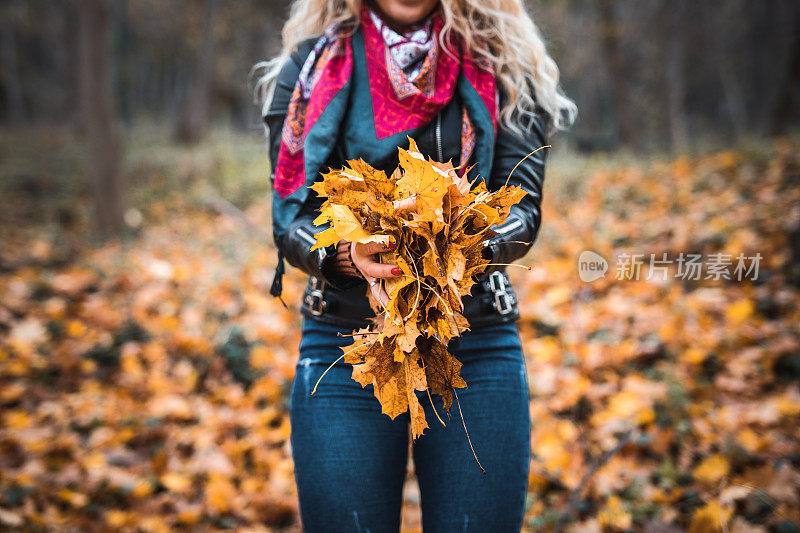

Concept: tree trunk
[[665, 0, 689, 153], [78, 0, 125, 236], [597, 0, 637, 149], [174, 0, 218, 144], [0, 21, 24, 123], [714, 0, 750, 140], [767, 1, 800, 136]]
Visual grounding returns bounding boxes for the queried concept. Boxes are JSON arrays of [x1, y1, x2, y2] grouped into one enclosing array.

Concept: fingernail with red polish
[[391, 267, 401, 276]]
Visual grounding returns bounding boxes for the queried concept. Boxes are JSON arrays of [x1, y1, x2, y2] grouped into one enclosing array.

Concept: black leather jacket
[[263, 39, 550, 330]]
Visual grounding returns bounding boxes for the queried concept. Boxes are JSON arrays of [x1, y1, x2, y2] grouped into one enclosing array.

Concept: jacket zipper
[[435, 113, 443, 162]]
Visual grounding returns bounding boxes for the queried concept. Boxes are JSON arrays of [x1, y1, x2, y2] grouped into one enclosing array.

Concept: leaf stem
[[310, 341, 367, 395], [426, 387, 446, 427], [453, 388, 485, 474], [311, 354, 345, 395], [504, 145, 550, 188], [461, 205, 489, 220], [401, 275, 453, 315], [401, 244, 422, 322], [482, 262, 532, 270]]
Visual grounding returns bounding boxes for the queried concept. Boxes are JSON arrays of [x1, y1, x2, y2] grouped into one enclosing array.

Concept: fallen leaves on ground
[[0, 135, 798, 531], [518, 140, 800, 531]]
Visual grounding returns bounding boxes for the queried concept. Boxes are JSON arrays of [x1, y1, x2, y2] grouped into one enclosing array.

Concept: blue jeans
[[289, 317, 531, 532]]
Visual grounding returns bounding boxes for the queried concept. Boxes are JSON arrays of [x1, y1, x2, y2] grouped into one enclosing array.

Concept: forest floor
[[0, 126, 799, 532]]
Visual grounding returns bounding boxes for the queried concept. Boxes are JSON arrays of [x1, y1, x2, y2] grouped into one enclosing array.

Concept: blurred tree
[[764, 0, 800, 136], [664, 0, 689, 153], [0, 18, 24, 123], [77, 0, 125, 235], [713, 0, 751, 140], [174, 0, 219, 144], [0, 0, 797, 151], [597, 0, 637, 149]]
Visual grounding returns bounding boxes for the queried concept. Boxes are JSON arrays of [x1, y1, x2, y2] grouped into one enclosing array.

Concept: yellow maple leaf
[[598, 495, 632, 530], [688, 501, 732, 533], [205, 473, 236, 514], [693, 454, 730, 484], [725, 298, 753, 324], [161, 472, 193, 494]]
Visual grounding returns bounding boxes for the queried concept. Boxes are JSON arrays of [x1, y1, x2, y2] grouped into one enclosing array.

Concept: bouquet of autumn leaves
[[309, 137, 528, 439]]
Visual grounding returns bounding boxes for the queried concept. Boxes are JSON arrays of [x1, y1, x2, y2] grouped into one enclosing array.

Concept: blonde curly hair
[[253, 0, 576, 135]]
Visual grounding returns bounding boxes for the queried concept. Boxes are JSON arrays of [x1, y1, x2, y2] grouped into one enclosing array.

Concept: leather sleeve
[[282, 191, 362, 290], [483, 103, 551, 274], [263, 39, 361, 290]]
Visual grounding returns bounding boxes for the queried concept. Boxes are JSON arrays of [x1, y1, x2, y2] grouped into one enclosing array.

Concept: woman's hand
[[348, 196, 417, 307], [351, 240, 400, 307]]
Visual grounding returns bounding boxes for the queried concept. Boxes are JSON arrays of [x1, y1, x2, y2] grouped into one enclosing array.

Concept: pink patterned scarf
[[273, 2, 496, 198], [367, 7, 434, 82]]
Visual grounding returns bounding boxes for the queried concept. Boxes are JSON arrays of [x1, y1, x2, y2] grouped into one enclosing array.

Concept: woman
[[257, 0, 575, 530]]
